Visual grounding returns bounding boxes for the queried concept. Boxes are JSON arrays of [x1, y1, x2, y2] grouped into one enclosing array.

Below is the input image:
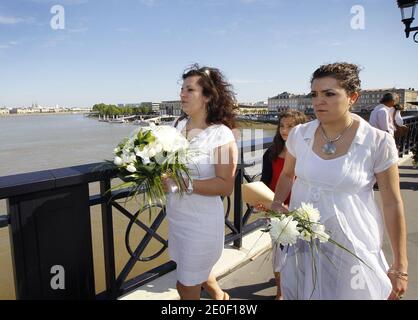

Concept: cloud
[[67, 27, 88, 33], [0, 16, 25, 24], [0, 15, 35, 25], [42, 34, 70, 47], [0, 41, 20, 50]]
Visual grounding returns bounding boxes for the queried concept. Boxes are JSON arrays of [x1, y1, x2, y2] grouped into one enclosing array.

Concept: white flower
[[128, 153, 136, 163], [113, 156, 123, 166], [126, 164, 137, 173], [150, 142, 163, 154], [295, 202, 321, 223], [152, 125, 189, 153], [121, 153, 131, 165], [299, 229, 312, 242], [114, 147, 120, 154], [269, 215, 300, 246], [147, 146, 157, 158], [311, 224, 330, 243], [135, 146, 151, 160]]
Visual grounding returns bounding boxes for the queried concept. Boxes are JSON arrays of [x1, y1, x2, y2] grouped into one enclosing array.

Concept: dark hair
[[181, 63, 238, 129], [268, 110, 308, 161], [380, 92, 399, 104], [311, 62, 361, 95]]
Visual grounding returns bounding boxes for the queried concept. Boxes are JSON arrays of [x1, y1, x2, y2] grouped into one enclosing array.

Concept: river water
[[0, 114, 275, 299]]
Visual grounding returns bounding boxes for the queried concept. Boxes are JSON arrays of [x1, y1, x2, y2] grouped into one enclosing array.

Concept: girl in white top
[[162, 64, 238, 300], [272, 63, 408, 300]]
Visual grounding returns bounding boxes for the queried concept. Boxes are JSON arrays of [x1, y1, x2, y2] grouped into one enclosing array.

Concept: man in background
[[369, 92, 400, 136]]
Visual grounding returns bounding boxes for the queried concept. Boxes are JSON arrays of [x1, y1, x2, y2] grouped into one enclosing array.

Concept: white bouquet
[[109, 124, 194, 206], [267, 203, 330, 246], [262, 202, 371, 298]]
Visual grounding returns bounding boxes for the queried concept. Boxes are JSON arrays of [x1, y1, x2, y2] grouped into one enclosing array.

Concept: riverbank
[[236, 119, 277, 130], [0, 112, 87, 118]]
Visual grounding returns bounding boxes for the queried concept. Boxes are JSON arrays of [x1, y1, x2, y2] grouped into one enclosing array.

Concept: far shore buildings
[[353, 88, 418, 111], [8, 105, 91, 114], [268, 92, 313, 113], [268, 88, 418, 113], [159, 100, 182, 116], [158, 100, 270, 116], [118, 102, 160, 113], [238, 101, 268, 114], [0, 108, 10, 115]]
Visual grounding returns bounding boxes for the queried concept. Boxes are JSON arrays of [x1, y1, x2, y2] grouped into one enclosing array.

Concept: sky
[[0, 0, 417, 108]]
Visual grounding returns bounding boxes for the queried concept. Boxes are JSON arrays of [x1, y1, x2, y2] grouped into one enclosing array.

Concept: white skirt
[[166, 193, 225, 286]]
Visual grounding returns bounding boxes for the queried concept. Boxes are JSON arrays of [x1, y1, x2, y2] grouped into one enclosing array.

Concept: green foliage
[[92, 103, 135, 116]]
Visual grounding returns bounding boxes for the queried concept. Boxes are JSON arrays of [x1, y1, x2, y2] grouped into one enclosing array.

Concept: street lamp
[[397, 0, 418, 42]]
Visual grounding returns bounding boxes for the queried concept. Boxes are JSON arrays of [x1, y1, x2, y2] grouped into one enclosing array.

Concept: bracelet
[[388, 268, 408, 280]]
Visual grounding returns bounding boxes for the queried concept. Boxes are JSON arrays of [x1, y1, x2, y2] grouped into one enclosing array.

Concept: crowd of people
[[161, 62, 409, 300]]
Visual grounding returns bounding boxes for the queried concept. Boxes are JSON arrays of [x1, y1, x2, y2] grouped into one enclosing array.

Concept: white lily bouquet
[[262, 202, 371, 297], [266, 202, 330, 246], [109, 124, 193, 207]]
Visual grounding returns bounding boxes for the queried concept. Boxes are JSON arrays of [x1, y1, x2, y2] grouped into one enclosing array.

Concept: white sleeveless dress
[[166, 118, 236, 286], [280, 114, 398, 300]]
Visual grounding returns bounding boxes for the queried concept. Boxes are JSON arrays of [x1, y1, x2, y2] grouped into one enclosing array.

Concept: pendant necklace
[[320, 118, 353, 155], [184, 118, 192, 142]]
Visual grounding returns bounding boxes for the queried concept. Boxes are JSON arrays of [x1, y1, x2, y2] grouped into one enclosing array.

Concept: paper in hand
[[242, 181, 275, 209]]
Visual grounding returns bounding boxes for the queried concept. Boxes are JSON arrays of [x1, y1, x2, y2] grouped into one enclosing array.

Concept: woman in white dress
[[162, 64, 238, 300], [272, 62, 408, 300]]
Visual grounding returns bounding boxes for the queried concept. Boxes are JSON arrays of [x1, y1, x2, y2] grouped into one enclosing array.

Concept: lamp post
[[397, 0, 418, 42]]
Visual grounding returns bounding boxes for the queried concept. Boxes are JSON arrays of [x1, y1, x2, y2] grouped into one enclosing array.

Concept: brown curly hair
[[311, 62, 362, 95], [180, 63, 239, 129], [268, 110, 308, 161]]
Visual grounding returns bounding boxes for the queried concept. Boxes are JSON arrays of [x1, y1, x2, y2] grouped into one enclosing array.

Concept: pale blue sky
[[1, 0, 417, 107]]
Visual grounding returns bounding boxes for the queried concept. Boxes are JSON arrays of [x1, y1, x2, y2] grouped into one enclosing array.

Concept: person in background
[[369, 92, 399, 136], [393, 104, 404, 127], [260, 109, 308, 300], [393, 104, 409, 142]]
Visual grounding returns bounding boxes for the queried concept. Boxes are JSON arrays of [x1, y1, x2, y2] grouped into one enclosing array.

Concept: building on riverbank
[[268, 88, 418, 113], [353, 88, 418, 111], [7, 106, 91, 115], [238, 102, 268, 115], [159, 100, 182, 116], [0, 108, 9, 115], [267, 92, 313, 113]]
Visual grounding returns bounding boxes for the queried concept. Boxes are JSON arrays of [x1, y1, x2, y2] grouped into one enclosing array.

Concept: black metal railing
[[0, 136, 272, 300], [397, 114, 418, 157]]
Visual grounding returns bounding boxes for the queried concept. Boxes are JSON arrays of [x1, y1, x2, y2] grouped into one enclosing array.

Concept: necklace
[[320, 119, 354, 155], [184, 119, 191, 141]]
